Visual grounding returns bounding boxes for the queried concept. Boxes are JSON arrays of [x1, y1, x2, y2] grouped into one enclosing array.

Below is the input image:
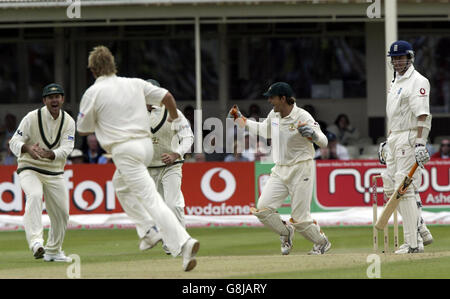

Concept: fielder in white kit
[[228, 82, 331, 255], [115, 79, 193, 253], [9, 83, 75, 262], [76, 46, 199, 271], [378, 40, 433, 254]]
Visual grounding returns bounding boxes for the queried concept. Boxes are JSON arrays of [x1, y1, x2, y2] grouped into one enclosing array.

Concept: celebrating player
[[77, 46, 199, 271], [378, 40, 433, 253], [115, 79, 193, 254], [228, 82, 331, 255], [9, 83, 75, 262]]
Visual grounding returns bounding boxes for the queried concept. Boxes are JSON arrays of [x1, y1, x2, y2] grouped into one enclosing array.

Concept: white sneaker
[[394, 243, 424, 254], [139, 226, 163, 251], [396, 243, 424, 253], [32, 242, 45, 259], [182, 238, 200, 272], [280, 224, 294, 255], [308, 235, 331, 255], [44, 251, 72, 262]]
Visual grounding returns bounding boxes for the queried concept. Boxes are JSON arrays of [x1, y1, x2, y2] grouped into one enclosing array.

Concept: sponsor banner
[[181, 162, 255, 216], [0, 164, 121, 215], [1, 159, 447, 217], [0, 162, 255, 216], [315, 159, 450, 210]]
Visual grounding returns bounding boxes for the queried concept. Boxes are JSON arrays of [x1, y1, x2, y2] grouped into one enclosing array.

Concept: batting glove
[[415, 143, 430, 168], [378, 141, 387, 165], [297, 124, 318, 142]]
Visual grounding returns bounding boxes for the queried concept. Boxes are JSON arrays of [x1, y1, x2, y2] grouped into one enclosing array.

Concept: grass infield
[[0, 226, 449, 279]]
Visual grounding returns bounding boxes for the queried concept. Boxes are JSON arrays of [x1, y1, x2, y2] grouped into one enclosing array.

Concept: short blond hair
[[88, 45, 117, 77]]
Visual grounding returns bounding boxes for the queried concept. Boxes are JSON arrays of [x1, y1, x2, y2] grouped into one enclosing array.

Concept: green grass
[[0, 226, 449, 278]]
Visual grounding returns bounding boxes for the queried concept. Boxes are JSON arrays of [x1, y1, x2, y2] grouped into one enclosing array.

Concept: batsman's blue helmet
[[387, 40, 414, 57]]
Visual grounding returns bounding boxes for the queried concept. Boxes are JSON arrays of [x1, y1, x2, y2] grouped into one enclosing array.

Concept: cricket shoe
[[44, 251, 72, 262], [395, 244, 423, 254], [139, 226, 163, 251], [32, 242, 45, 259], [308, 235, 331, 255], [182, 238, 200, 272], [280, 223, 294, 255]]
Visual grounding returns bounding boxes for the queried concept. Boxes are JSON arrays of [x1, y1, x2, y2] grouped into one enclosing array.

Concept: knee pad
[[251, 207, 289, 236], [290, 219, 326, 245], [381, 172, 395, 196]]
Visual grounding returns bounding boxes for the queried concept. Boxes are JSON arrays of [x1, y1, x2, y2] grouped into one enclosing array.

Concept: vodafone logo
[[200, 168, 236, 202], [420, 88, 426, 96]]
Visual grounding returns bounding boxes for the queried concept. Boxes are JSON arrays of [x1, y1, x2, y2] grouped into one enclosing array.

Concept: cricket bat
[[375, 162, 419, 231]]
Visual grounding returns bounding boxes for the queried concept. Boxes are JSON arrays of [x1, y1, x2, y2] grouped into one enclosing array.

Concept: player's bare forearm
[[161, 92, 179, 120]]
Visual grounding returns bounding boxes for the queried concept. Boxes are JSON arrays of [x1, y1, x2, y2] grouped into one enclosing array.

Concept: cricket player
[[228, 82, 331, 255], [378, 40, 433, 254], [9, 83, 75, 262], [77, 46, 199, 271], [115, 79, 193, 253]]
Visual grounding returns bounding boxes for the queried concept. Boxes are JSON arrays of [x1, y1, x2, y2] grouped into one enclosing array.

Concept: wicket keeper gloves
[[415, 142, 430, 168], [297, 125, 318, 142], [378, 141, 387, 165]]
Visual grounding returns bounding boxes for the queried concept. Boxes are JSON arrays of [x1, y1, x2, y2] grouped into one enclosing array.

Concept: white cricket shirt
[[9, 106, 75, 173], [77, 75, 168, 152], [148, 107, 194, 167], [386, 65, 432, 133], [246, 104, 327, 166]]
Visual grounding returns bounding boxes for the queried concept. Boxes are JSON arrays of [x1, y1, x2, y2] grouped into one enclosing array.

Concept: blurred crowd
[[1, 105, 449, 166]]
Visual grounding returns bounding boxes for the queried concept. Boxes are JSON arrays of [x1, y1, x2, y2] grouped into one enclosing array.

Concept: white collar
[[95, 74, 117, 83]]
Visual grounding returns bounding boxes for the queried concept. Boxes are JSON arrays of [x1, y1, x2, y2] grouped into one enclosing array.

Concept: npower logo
[[200, 168, 236, 202], [329, 167, 450, 204]]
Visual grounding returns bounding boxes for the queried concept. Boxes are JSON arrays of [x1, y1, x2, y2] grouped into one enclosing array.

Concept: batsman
[[378, 40, 433, 254]]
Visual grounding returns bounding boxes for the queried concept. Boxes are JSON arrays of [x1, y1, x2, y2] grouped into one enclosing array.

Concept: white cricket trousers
[[19, 170, 69, 254], [111, 138, 190, 256], [149, 163, 185, 227], [382, 130, 421, 248], [115, 163, 186, 240], [257, 159, 315, 225]]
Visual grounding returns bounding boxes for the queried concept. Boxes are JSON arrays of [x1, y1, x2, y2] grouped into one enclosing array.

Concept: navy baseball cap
[[42, 83, 64, 98], [263, 82, 293, 98], [387, 40, 414, 57]]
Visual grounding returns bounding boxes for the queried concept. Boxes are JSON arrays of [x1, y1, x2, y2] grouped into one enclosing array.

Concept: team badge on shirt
[[289, 124, 296, 131]]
